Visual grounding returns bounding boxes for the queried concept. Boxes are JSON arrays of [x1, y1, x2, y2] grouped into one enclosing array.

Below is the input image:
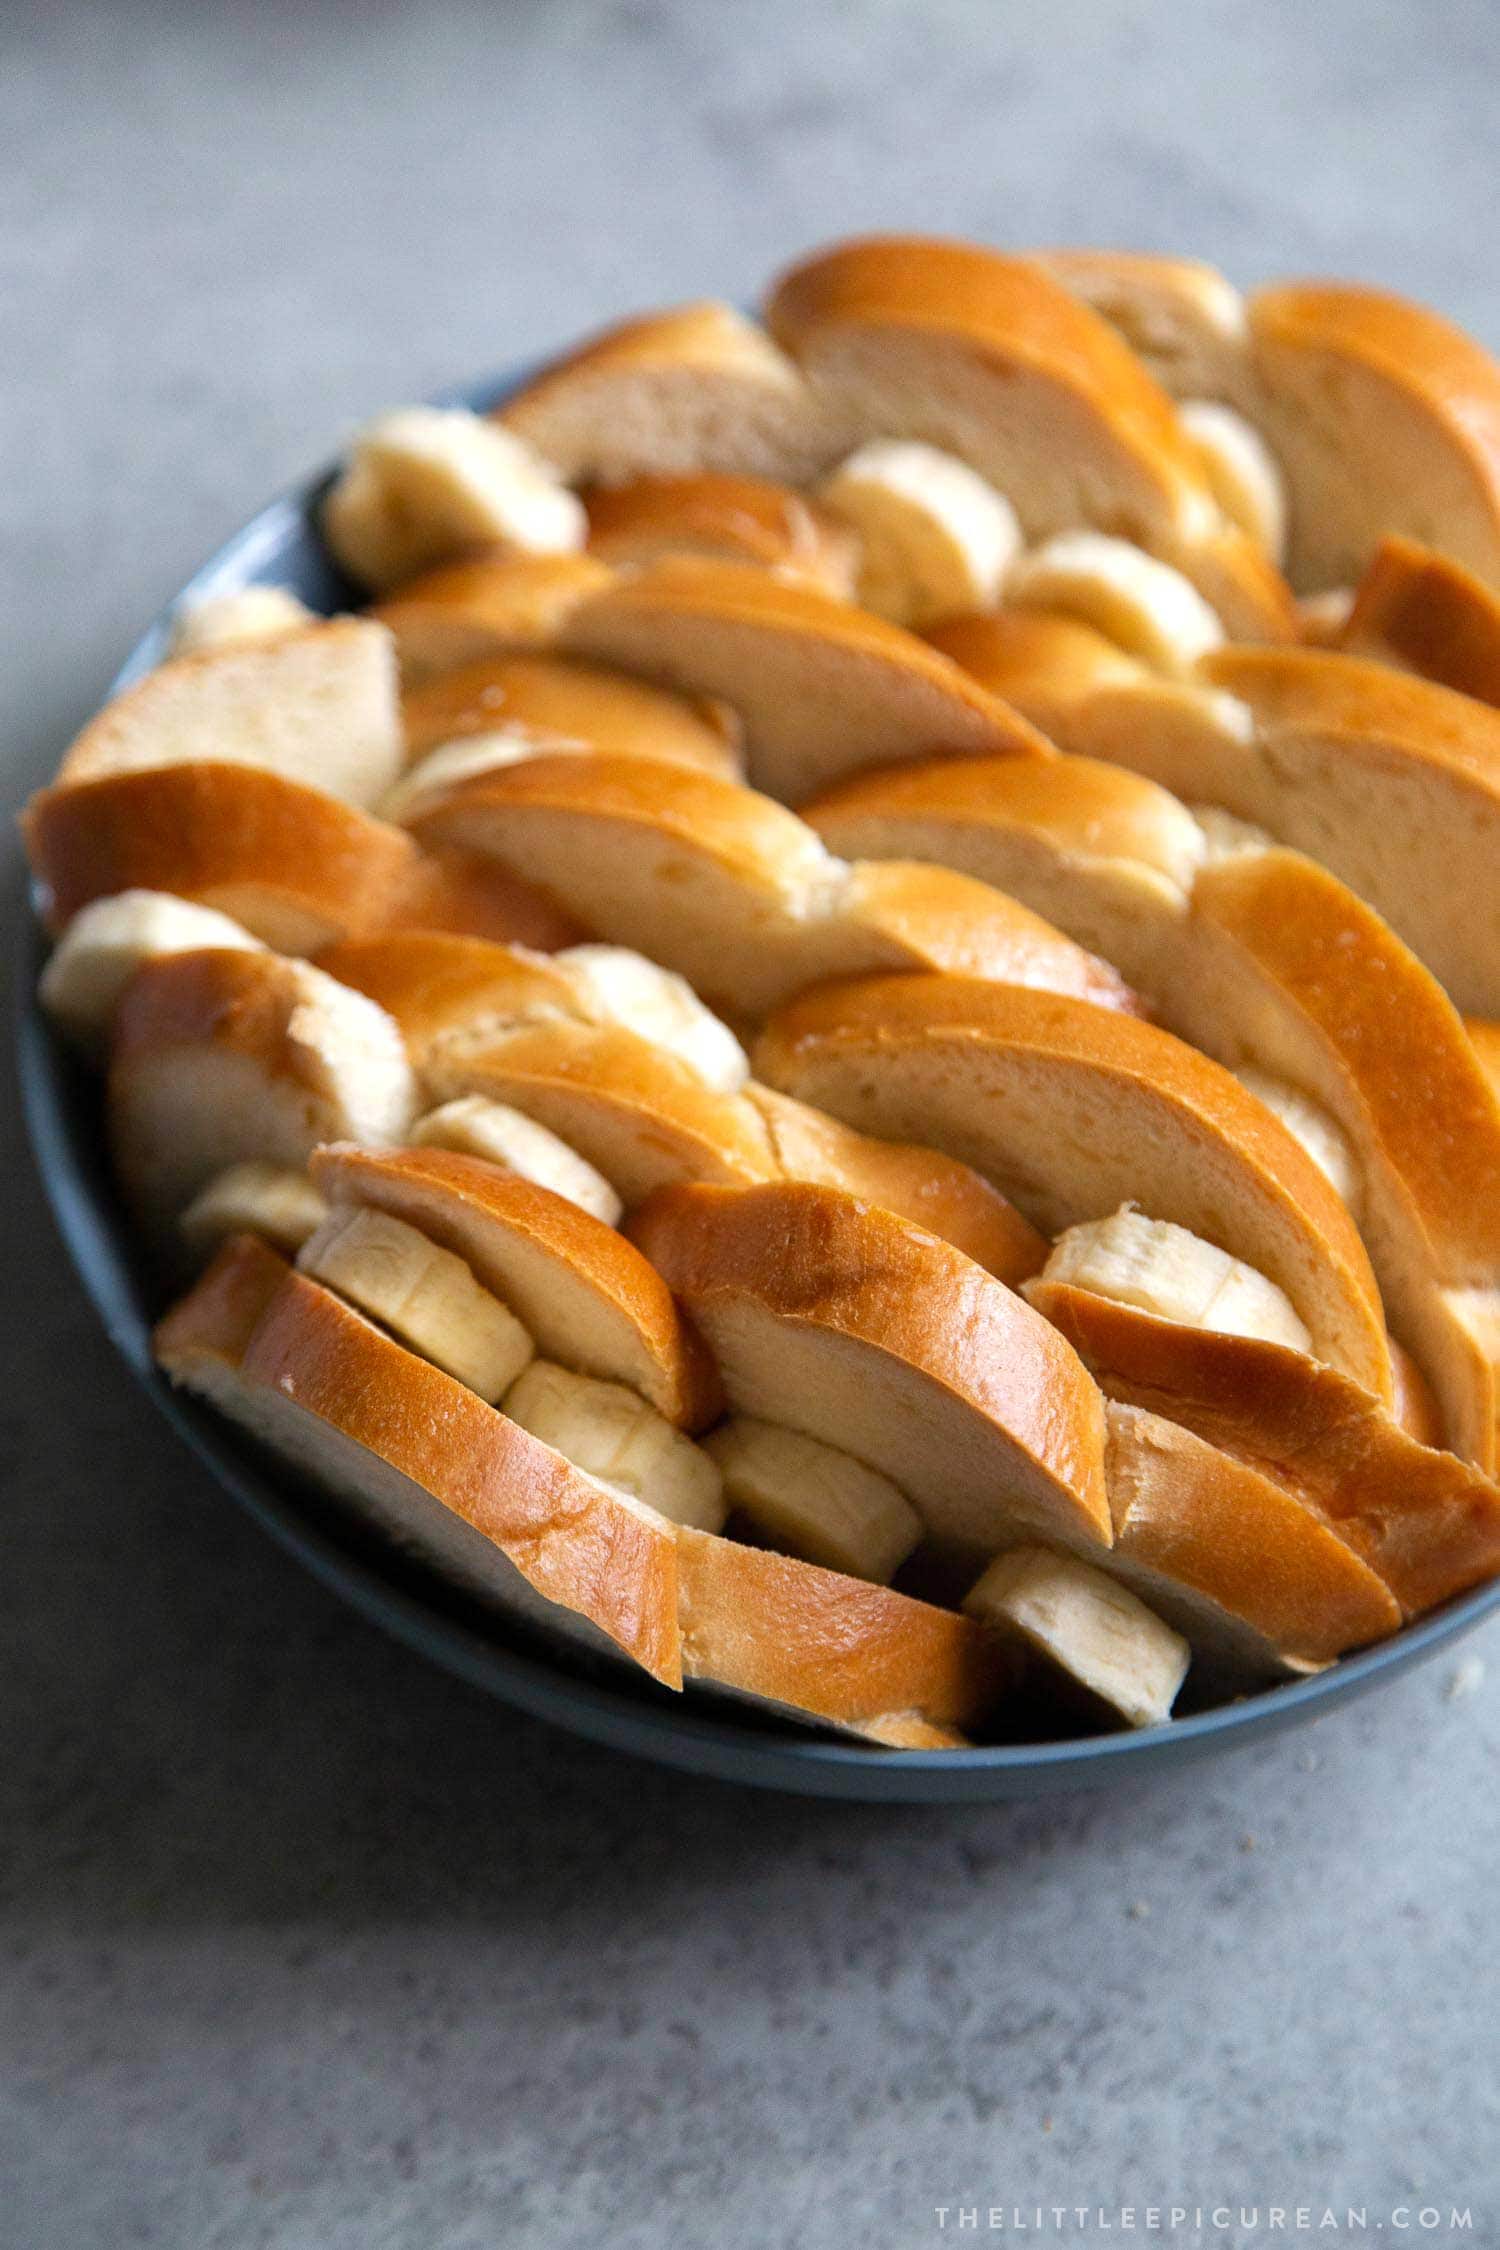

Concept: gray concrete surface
[[4, 3, 1500, 2243]]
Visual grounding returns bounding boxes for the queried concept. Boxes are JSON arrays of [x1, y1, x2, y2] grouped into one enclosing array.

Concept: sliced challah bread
[[405, 752, 1139, 1020], [369, 552, 615, 682], [754, 975, 1394, 1397], [584, 473, 859, 596], [398, 649, 741, 774], [1336, 534, 1500, 705]]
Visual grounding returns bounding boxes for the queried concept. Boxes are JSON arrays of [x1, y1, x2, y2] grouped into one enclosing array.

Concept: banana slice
[[168, 585, 315, 657], [39, 888, 264, 1044], [180, 1161, 329, 1260], [1297, 588, 1356, 645], [1179, 402, 1287, 561], [1007, 531, 1226, 675], [1191, 805, 1276, 864], [407, 1098, 624, 1226], [964, 1546, 1190, 1729], [323, 408, 586, 592], [298, 1204, 534, 1400], [504, 1359, 726, 1531], [702, 1415, 921, 1583], [1030, 1206, 1312, 1351], [552, 945, 749, 1093], [379, 730, 588, 822], [1232, 1066, 1363, 1216], [816, 440, 1021, 627]]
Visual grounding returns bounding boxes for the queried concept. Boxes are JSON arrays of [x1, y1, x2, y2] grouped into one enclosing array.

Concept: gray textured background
[[4, 3, 1500, 2244]]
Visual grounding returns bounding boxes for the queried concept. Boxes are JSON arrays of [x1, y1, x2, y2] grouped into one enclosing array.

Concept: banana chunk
[[1008, 531, 1226, 675], [817, 440, 1021, 627], [180, 1161, 330, 1260], [323, 407, 586, 592], [504, 1359, 726, 1531], [298, 1204, 534, 1401], [1191, 805, 1276, 864], [408, 1098, 624, 1226], [964, 1546, 1190, 1729], [168, 585, 315, 657], [39, 889, 264, 1045], [702, 1415, 921, 1583], [1232, 1066, 1362, 1215], [552, 945, 749, 1093], [1030, 1206, 1312, 1351], [1179, 402, 1287, 562]]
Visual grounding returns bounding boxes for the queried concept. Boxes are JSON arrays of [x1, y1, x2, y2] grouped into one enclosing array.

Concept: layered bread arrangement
[[26, 234, 1500, 1750]]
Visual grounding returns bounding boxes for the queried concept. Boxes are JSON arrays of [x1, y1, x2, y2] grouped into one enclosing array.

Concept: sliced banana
[[298, 1204, 534, 1400], [1233, 1066, 1363, 1216], [1298, 587, 1356, 646], [552, 945, 749, 1093], [168, 585, 315, 657], [323, 407, 587, 593], [379, 729, 588, 822], [964, 1546, 1190, 1729], [1178, 401, 1287, 562], [702, 1415, 921, 1583], [1191, 805, 1276, 864], [816, 440, 1022, 627], [504, 1359, 726, 1531], [1007, 531, 1226, 675], [1029, 1206, 1312, 1351], [40, 889, 264, 1044], [407, 1098, 624, 1226], [180, 1161, 330, 1259]]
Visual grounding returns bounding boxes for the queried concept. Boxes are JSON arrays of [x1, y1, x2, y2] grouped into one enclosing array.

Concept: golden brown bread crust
[[315, 931, 584, 1064], [1338, 535, 1500, 704], [754, 973, 1393, 1398], [369, 552, 615, 681], [628, 1178, 1112, 1558], [675, 1525, 1008, 1739], [584, 473, 859, 595], [1034, 1282, 1500, 1615], [308, 1141, 723, 1429], [400, 651, 739, 769], [1105, 1404, 1402, 1664], [375, 845, 587, 950], [151, 1230, 293, 1367]]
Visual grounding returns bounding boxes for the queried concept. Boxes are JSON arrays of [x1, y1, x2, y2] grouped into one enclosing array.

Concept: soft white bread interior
[[168, 585, 314, 656], [557, 554, 1050, 802], [107, 948, 417, 1238], [153, 1237, 684, 1684], [1033, 248, 1249, 398], [505, 1360, 725, 1531], [584, 473, 859, 597], [703, 1416, 921, 1584], [628, 1179, 1112, 1565], [55, 620, 402, 809], [497, 301, 849, 487], [308, 1142, 722, 1429], [1336, 534, 1500, 706], [963, 1545, 1190, 1728], [39, 890, 264, 1045], [406, 751, 1140, 1021], [368, 552, 616, 682], [323, 407, 585, 592], [1029, 1279, 1500, 1617], [815, 439, 1022, 626], [754, 974, 1393, 1397], [179, 1161, 329, 1261], [409, 1098, 623, 1226]]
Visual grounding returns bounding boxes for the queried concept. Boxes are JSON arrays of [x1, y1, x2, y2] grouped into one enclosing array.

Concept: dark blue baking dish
[[18, 366, 1500, 1799]]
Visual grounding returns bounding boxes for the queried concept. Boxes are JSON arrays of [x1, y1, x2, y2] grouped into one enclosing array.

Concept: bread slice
[[309, 1143, 721, 1429], [764, 235, 1294, 640], [557, 554, 1047, 802], [56, 619, 402, 809], [406, 751, 1137, 1020], [154, 1239, 683, 1684], [628, 1179, 1111, 1565], [423, 1018, 1044, 1285], [585, 473, 859, 596], [1031, 1282, 1500, 1617], [1034, 249, 1249, 397], [22, 762, 582, 955], [804, 752, 1202, 992], [398, 650, 741, 777], [368, 553, 616, 683], [1102, 1403, 1400, 1679], [108, 949, 416, 1238], [1337, 534, 1500, 704], [496, 301, 848, 487], [754, 974, 1393, 1397]]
